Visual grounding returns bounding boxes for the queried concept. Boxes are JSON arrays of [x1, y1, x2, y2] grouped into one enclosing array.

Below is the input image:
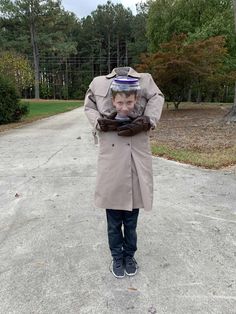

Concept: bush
[[0, 75, 29, 124], [40, 82, 53, 99]]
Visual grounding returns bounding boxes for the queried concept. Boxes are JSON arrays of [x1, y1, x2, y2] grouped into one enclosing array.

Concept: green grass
[[151, 143, 236, 169], [0, 100, 84, 133], [21, 100, 83, 118]]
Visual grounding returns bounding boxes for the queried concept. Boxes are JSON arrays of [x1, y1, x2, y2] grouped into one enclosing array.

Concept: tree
[[91, 1, 116, 73], [0, 0, 150, 99], [90, 1, 132, 72], [77, 2, 134, 79], [147, 0, 234, 51], [0, 0, 78, 98], [137, 34, 236, 108], [113, 4, 132, 66], [145, 0, 236, 105], [129, 2, 149, 65], [226, 0, 236, 121], [0, 51, 34, 94], [147, 0, 177, 51]]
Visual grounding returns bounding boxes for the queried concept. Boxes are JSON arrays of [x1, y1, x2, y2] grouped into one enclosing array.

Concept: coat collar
[[106, 67, 141, 79]]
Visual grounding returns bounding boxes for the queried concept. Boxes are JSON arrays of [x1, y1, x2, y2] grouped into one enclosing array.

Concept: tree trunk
[[196, 88, 201, 103], [99, 40, 102, 75], [225, 82, 236, 122], [117, 37, 119, 67], [53, 75, 56, 100], [226, 0, 236, 121], [65, 58, 69, 100], [225, 85, 229, 102], [188, 87, 192, 102], [174, 102, 181, 110], [29, 5, 40, 99], [91, 54, 94, 78], [125, 38, 128, 66], [108, 33, 111, 73]]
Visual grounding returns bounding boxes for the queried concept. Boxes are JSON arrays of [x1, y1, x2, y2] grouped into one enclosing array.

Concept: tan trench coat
[[84, 67, 164, 211]]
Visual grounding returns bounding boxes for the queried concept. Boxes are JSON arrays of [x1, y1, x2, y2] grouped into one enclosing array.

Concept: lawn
[[23, 99, 82, 117], [0, 99, 83, 132]]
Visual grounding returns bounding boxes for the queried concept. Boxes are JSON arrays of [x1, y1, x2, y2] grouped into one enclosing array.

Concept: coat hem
[[94, 203, 144, 211], [94, 203, 152, 211]]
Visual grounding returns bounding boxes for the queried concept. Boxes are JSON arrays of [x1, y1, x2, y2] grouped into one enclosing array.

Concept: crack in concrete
[[195, 213, 236, 224], [178, 295, 236, 300], [31, 144, 69, 170]]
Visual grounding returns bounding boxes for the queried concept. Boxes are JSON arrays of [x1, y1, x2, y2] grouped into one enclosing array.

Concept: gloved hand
[[97, 112, 121, 132], [117, 116, 151, 136]]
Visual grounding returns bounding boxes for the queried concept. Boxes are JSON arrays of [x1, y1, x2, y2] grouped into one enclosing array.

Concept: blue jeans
[[106, 208, 139, 260]]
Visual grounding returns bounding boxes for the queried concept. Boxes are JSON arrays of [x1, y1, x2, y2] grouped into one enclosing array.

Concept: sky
[[61, 0, 142, 18]]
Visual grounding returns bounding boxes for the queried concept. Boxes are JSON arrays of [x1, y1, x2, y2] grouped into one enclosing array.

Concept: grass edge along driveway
[[0, 100, 235, 170], [151, 143, 236, 170], [0, 99, 83, 132]]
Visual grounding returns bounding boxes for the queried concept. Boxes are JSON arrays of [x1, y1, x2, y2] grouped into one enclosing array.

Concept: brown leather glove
[[97, 111, 123, 132], [117, 116, 151, 136]]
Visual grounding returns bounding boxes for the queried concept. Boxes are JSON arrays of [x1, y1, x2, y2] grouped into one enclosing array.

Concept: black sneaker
[[110, 258, 125, 278], [124, 256, 138, 276]]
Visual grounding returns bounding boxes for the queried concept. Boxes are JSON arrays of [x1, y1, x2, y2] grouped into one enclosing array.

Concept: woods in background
[[0, 0, 236, 104]]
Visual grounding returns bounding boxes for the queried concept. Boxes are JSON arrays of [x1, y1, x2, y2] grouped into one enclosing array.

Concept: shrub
[[0, 75, 29, 124], [0, 51, 34, 94], [40, 82, 53, 99]]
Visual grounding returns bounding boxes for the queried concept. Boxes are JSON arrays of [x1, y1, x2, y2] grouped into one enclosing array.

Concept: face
[[112, 93, 136, 116]]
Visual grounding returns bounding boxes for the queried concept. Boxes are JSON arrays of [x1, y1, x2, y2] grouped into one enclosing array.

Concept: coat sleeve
[[143, 74, 165, 129], [84, 81, 101, 131]]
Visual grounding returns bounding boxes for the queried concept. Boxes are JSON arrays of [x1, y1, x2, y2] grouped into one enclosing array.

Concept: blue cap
[[111, 76, 140, 92]]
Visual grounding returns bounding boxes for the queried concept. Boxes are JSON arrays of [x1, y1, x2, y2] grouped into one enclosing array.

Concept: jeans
[[106, 208, 139, 260]]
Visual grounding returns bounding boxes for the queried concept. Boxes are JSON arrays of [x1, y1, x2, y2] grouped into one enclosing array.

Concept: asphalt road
[[0, 107, 235, 314]]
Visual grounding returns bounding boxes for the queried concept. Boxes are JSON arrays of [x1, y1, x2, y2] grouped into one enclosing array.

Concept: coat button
[[127, 143, 130, 146], [112, 144, 115, 147]]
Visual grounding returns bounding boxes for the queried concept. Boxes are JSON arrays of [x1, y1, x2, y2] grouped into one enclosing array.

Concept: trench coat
[[84, 67, 164, 211]]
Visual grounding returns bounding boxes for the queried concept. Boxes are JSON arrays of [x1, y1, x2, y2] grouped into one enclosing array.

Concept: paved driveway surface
[[0, 107, 235, 314]]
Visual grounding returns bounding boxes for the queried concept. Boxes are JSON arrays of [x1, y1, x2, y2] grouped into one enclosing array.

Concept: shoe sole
[[110, 262, 125, 279], [111, 270, 125, 278], [125, 269, 137, 276]]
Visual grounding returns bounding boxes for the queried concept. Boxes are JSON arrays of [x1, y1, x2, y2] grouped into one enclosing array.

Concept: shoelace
[[111, 259, 123, 268], [114, 259, 123, 268], [126, 256, 136, 266]]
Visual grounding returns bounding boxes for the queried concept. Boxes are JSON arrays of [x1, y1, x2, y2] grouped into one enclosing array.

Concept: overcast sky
[[61, 0, 142, 18]]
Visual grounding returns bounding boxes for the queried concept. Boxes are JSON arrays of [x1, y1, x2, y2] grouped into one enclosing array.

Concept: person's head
[[112, 91, 137, 116], [110, 76, 140, 116]]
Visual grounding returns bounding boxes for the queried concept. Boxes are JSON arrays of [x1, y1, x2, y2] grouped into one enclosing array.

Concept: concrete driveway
[[0, 107, 235, 314]]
